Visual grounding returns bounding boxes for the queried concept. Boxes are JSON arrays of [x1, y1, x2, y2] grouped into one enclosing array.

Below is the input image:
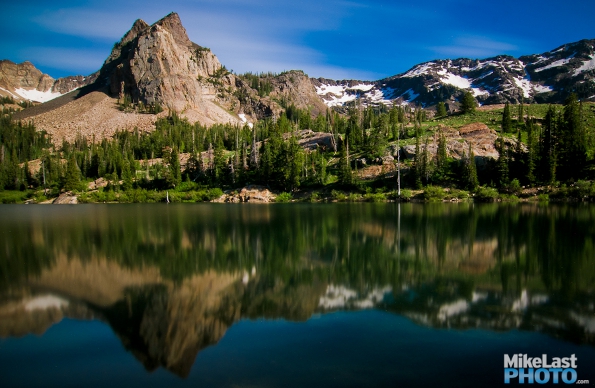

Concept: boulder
[[212, 185, 276, 203], [53, 192, 78, 204]]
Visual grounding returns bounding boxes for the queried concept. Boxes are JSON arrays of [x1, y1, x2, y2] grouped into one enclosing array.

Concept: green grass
[[0, 190, 32, 204]]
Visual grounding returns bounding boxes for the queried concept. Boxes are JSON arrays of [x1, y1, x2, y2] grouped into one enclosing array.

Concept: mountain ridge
[[313, 38, 595, 109], [3, 12, 594, 141]]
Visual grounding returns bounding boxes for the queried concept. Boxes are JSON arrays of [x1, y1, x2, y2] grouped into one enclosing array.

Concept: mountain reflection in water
[[0, 203, 594, 378]]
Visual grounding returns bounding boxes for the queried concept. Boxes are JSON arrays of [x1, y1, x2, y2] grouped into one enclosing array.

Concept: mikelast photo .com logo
[[504, 354, 589, 384]]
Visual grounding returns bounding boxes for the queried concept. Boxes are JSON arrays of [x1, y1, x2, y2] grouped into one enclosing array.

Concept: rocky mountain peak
[[120, 19, 150, 46], [152, 12, 192, 48]]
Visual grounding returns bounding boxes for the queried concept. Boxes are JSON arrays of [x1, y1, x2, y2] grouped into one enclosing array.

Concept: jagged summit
[[99, 12, 230, 114], [152, 12, 193, 48]]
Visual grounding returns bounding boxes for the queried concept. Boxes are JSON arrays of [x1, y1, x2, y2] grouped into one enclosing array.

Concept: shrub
[[474, 187, 499, 202], [205, 188, 224, 201], [500, 194, 520, 202], [0, 191, 29, 204], [331, 190, 347, 201], [348, 193, 363, 202], [505, 179, 522, 196], [537, 194, 550, 202], [399, 189, 412, 200], [574, 180, 592, 198], [364, 192, 386, 202], [449, 189, 470, 200], [276, 192, 293, 203], [423, 186, 445, 201]]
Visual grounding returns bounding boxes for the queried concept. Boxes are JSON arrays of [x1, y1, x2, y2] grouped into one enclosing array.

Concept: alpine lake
[[0, 203, 594, 387]]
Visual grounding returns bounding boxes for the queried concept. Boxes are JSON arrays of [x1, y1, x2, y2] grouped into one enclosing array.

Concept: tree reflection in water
[[0, 203, 593, 376]]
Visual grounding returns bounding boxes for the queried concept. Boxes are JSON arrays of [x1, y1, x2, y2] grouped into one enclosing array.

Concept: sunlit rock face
[[101, 13, 235, 119]]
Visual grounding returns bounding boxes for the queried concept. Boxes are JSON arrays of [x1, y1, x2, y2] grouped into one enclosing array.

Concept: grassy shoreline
[[2, 180, 594, 204]]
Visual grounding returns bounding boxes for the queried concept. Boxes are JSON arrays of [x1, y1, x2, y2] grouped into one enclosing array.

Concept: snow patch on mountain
[[574, 54, 595, 76], [534, 56, 574, 72], [513, 77, 554, 98], [238, 113, 253, 129], [14, 88, 64, 103], [0, 87, 20, 99], [315, 83, 375, 107], [402, 63, 433, 78], [438, 71, 487, 97]]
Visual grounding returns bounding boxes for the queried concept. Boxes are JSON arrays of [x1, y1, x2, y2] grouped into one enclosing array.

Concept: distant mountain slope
[[314, 39, 595, 109], [0, 60, 96, 103]]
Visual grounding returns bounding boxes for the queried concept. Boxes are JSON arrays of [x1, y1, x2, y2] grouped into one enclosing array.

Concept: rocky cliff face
[[0, 60, 96, 103], [97, 13, 327, 124], [99, 13, 236, 119]]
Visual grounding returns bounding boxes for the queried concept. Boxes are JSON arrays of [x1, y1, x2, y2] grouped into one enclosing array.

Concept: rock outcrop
[[400, 122, 500, 167], [213, 185, 277, 203], [52, 192, 78, 204]]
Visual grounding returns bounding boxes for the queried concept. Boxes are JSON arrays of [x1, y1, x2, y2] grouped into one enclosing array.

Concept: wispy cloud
[[28, 0, 357, 77], [18, 47, 107, 74], [32, 9, 140, 41], [430, 36, 519, 59]]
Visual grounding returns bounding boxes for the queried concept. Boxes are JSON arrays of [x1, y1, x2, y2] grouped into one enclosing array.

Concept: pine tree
[[337, 148, 353, 186], [496, 137, 510, 188], [526, 118, 536, 185], [413, 130, 422, 189], [513, 129, 525, 182], [558, 93, 586, 181], [436, 102, 447, 117], [539, 105, 557, 184], [121, 158, 134, 190], [501, 103, 512, 133], [461, 92, 476, 114], [421, 136, 431, 185], [434, 129, 448, 183], [463, 142, 479, 190], [63, 153, 81, 191]]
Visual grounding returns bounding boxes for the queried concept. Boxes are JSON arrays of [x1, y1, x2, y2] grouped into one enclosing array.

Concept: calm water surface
[[0, 203, 594, 387]]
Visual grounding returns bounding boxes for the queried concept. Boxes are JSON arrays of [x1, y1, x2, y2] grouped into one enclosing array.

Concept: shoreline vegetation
[[1, 93, 594, 205], [2, 182, 595, 205]]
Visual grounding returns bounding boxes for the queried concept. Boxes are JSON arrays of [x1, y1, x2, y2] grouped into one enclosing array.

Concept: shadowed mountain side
[[12, 82, 106, 121]]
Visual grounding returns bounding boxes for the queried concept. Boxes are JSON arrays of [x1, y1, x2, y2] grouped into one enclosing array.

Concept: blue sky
[[1, 0, 594, 80]]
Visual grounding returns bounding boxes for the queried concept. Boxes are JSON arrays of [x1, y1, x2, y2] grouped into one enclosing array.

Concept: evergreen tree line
[[0, 94, 592, 197], [497, 94, 591, 188]]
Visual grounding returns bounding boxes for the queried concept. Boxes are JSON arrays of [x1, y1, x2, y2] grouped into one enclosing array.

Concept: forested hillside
[[1, 93, 594, 203]]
